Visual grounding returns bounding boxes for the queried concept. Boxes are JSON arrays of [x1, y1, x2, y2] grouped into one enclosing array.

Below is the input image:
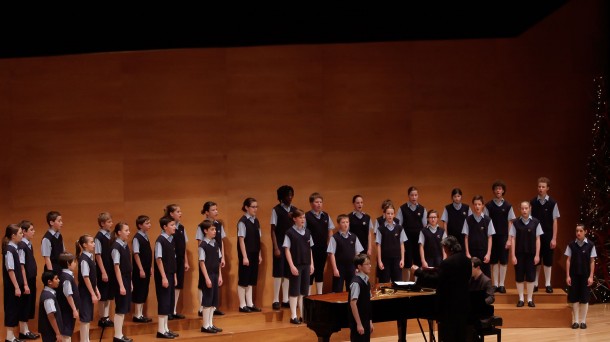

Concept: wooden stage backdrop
[[0, 0, 607, 328]]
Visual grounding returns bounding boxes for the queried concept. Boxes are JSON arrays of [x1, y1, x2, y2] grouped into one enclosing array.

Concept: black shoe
[[516, 300, 524, 307], [498, 286, 506, 294], [290, 317, 301, 324], [299, 317, 303, 323], [527, 301, 535, 307], [247, 306, 262, 312], [168, 314, 175, 320], [132, 315, 151, 323], [198, 310, 203, 317], [545, 286, 553, 293], [172, 313, 185, 319], [272, 302, 280, 310], [19, 332, 40, 340], [239, 306, 252, 313], [6, 339, 24, 342], [156, 331, 174, 339], [580, 323, 587, 329], [98, 317, 114, 327], [211, 325, 223, 332], [533, 286, 538, 292], [168, 331, 179, 338], [281, 302, 290, 308], [214, 309, 225, 316], [113, 336, 133, 342], [201, 326, 217, 334], [492, 286, 498, 293], [572, 322, 579, 329]]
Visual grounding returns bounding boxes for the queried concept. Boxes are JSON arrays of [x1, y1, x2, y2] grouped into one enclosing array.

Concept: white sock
[[104, 301, 111, 318], [62, 336, 72, 342], [158, 316, 167, 333], [246, 286, 254, 307], [114, 313, 124, 338], [282, 278, 289, 303], [572, 303, 580, 323], [534, 265, 541, 286], [202, 307, 211, 328], [298, 295, 304, 318], [544, 266, 552, 287], [6, 330, 15, 341], [209, 306, 215, 327], [174, 289, 181, 314], [19, 321, 29, 334], [199, 290, 203, 312], [80, 322, 90, 342], [289, 296, 298, 319], [308, 285, 312, 296], [492, 264, 499, 287], [516, 282, 524, 301], [135, 303, 143, 318], [273, 278, 281, 303], [526, 282, 535, 302], [238, 286, 247, 308], [316, 282, 323, 295], [98, 300, 107, 318], [164, 314, 169, 332], [581, 303, 589, 323], [499, 264, 507, 286]]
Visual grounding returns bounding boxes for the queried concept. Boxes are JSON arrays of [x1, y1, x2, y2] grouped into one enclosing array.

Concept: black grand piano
[[303, 287, 437, 342]]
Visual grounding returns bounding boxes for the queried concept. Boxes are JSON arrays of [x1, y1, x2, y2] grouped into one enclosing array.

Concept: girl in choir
[[165, 204, 189, 319], [397, 186, 427, 280], [57, 252, 80, 342], [198, 220, 223, 333], [17, 220, 40, 340], [111, 222, 133, 342], [76, 234, 100, 342], [349, 195, 374, 256], [376, 205, 407, 283], [418, 210, 447, 268], [441, 188, 471, 250], [3, 224, 25, 342], [198, 201, 227, 316], [237, 198, 262, 312], [132, 215, 153, 323]]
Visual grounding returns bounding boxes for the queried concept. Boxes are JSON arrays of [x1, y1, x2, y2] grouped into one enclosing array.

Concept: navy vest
[[173, 223, 186, 261], [3, 244, 24, 286], [333, 232, 358, 265], [58, 271, 81, 315], [201, 240, 220, 276], [238, 216, 261, 258], [513, 217, 540, 254], [155, 235, 176, 274], [306, 211, 330, 250], [78, 253, 97, 290], [348, 276, 371, 333], [465, 215, 491, 251], [378, 224, 404, 259], [38, 289, 63, 340], [213, 221, 223, 252], [422, 227, 444, 265], [132, 233, 152, 274], [399, 203, 425, 234], [285, 227, 312, 266], [95, 231, 114, 278], [18, 240, 37, 279], [444, 204, 470, 239], [111, 241, 132, 274], [43, 230, 64, 272], [530, 197, 557, 235], [273, 204, 297, 244], [349, 212, 371, 250], [485, 200, 512, 236], [568, 240, 594, 276]]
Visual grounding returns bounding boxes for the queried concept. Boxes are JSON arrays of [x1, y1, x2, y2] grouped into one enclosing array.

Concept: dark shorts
[[514, 253, 536, 283], [568, 274, 591, 303], [202, 273, 219, 308], [272, 248, 290, 278], [332, 263, 356, 293], [132, 271, 151, 304], [404, 232, 421, 268], [238, 253, 260, 287], [490, 234, 509, 264], [19, 277, 36, 321], [79, 287, 94, 323], [175, 255, 185, 289], [97, 271, 116, 301], [155, 272, 176, 315], [4, 283, 21, 327], [539, 235, 554, 266], [288, 264, 311, 297], [378, 257, 402, 283], [310, 248, 327, 284], [114, 273, 132, 314]]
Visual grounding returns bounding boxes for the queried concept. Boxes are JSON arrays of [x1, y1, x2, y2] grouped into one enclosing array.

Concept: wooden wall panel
[[0, 0, 606, 325]]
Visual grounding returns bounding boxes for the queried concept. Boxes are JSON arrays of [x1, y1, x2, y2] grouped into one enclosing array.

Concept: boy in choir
[[565, 223, 596, 329], [348, 195, 374, 256], [306, 192, 334, 294], [484, 180, 516, 293], [270, 185, 298, 310], [154, 217, 179, 339], [57, 252, 80, 342], [237, 198, 262, 313], [463, 195, 495, 277], [397, 187, 427, 280], [376, 205, 407, 283], [328, 214, 364, 292], [132, 215, 153, 323], [441, 188, 471, 249], [198, 220, 224, 334], [419, 210, 446, 268], [95, 212, 115, 327], [164, 204, 189, 320], [349, 253, 374, 342], [18, 220, 40, 340], [41, 211, 65, 274], [510, 201, 542, 307], [530, 177, 560, 293], [38, 271, 63, 342]]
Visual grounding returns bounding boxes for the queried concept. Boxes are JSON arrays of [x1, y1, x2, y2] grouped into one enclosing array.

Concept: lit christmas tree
[[579, 75, 610, 304]]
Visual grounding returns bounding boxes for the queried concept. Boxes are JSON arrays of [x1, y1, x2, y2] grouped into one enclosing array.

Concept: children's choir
[[3, 177, 593, 342]]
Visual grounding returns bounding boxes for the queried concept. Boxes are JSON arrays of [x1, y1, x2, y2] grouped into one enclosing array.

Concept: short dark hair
[[353, 253, 369, 267], [277, 185, 294, 201], [471, 256, 483, 269], [159, 216, 174, 230], [41, 271, 56, 286], [198, 219, 214, 233], [441, 236, 462, 253], [46, 211, 61, 225], [492, 180, 506, 194], [136, 215, 150, 229], [58, 252, 75, 269], [451, 188, 463, 197], [472, 195, 484, 204]]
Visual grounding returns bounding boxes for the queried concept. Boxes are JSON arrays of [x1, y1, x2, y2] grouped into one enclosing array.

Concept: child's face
[[68, 259, 77, 272], [472, 200, 484, 214], [246, 202, 258, 216], [493, 186, 504, 199], [537, 182, 549, 197], [520, 202, 531, 218], [51, 216, 63, 231], [452, 194, 462, 204], [358, 259, 372, 275], [205, 226, 217, 239], [13, 228, 24, 242], [339, 218, 349, 231], [101, 219, 113, 231], [84, 237, 95, 253], [139, 220, 152, 233], [311, 198, 323, 212], [409, 191, 419, 204], [353, 197, 364, 212], [282, 191, 294, 205], [24, 225, 35, 240], [575, 226, 586, 240], [384, 208, 395, 223], [117, 224, 130, 241], [164, 221, 177, 235], [293, 215, 305, 228], [48, 275, 60, 289], [170, 207, 182, 222], [206, 205, 219, 219], [427, 213, 439, 226]]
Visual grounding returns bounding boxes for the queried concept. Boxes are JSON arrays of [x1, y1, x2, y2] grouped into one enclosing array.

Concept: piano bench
[[476, 326, 501, 342]]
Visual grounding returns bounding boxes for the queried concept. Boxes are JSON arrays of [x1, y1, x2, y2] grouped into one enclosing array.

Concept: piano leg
[[397, 319, 407, 342]]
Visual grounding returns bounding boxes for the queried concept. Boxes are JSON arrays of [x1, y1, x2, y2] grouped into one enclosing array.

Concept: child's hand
[[483, 254, 490, 263], [550, 239, 556, 249], [566, 276, 571, 286], [310, 264, 315, 275], [221, 258, 226, 268], [73, 309, 79, 319], [120, 286, 126, 295], [218, 276, 223, 287], [370, 322, 374, 333], [184, 263, 190, 272], [140, 269, 146, 278], [259, 255, 263, 264], [102, 272, 109, 282], [512, 257, 517, 265], [92, 295, 99, 304], [505, 240, 511, 249], [274, 248, 281, 257], [357, 323, 364, 335], [333, 268, 340, 277], [206, 279, 212, 288], [291, 265, 299, 276], [399, 260, 404, 268], [588, 276, 593, 286], [24, 284, 31, 295], [243, 258, 250, 266], [15, 288, 21, 297], [421, 261, 429, 269], [378, 261, 384, 270], [534, 255, 540, 265], [162, 277, 169, 288]]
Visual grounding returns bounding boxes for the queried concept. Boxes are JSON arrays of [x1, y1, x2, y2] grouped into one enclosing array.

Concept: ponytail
[[75, 234, 93, 257], [3, 224, 20, 254]]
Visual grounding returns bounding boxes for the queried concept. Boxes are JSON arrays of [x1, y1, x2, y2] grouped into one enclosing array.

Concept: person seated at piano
[[376, 205, 407, 283], [349, 253, 374, 342], [469, 257, 495, 305], [418, 210, 447, 268]]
